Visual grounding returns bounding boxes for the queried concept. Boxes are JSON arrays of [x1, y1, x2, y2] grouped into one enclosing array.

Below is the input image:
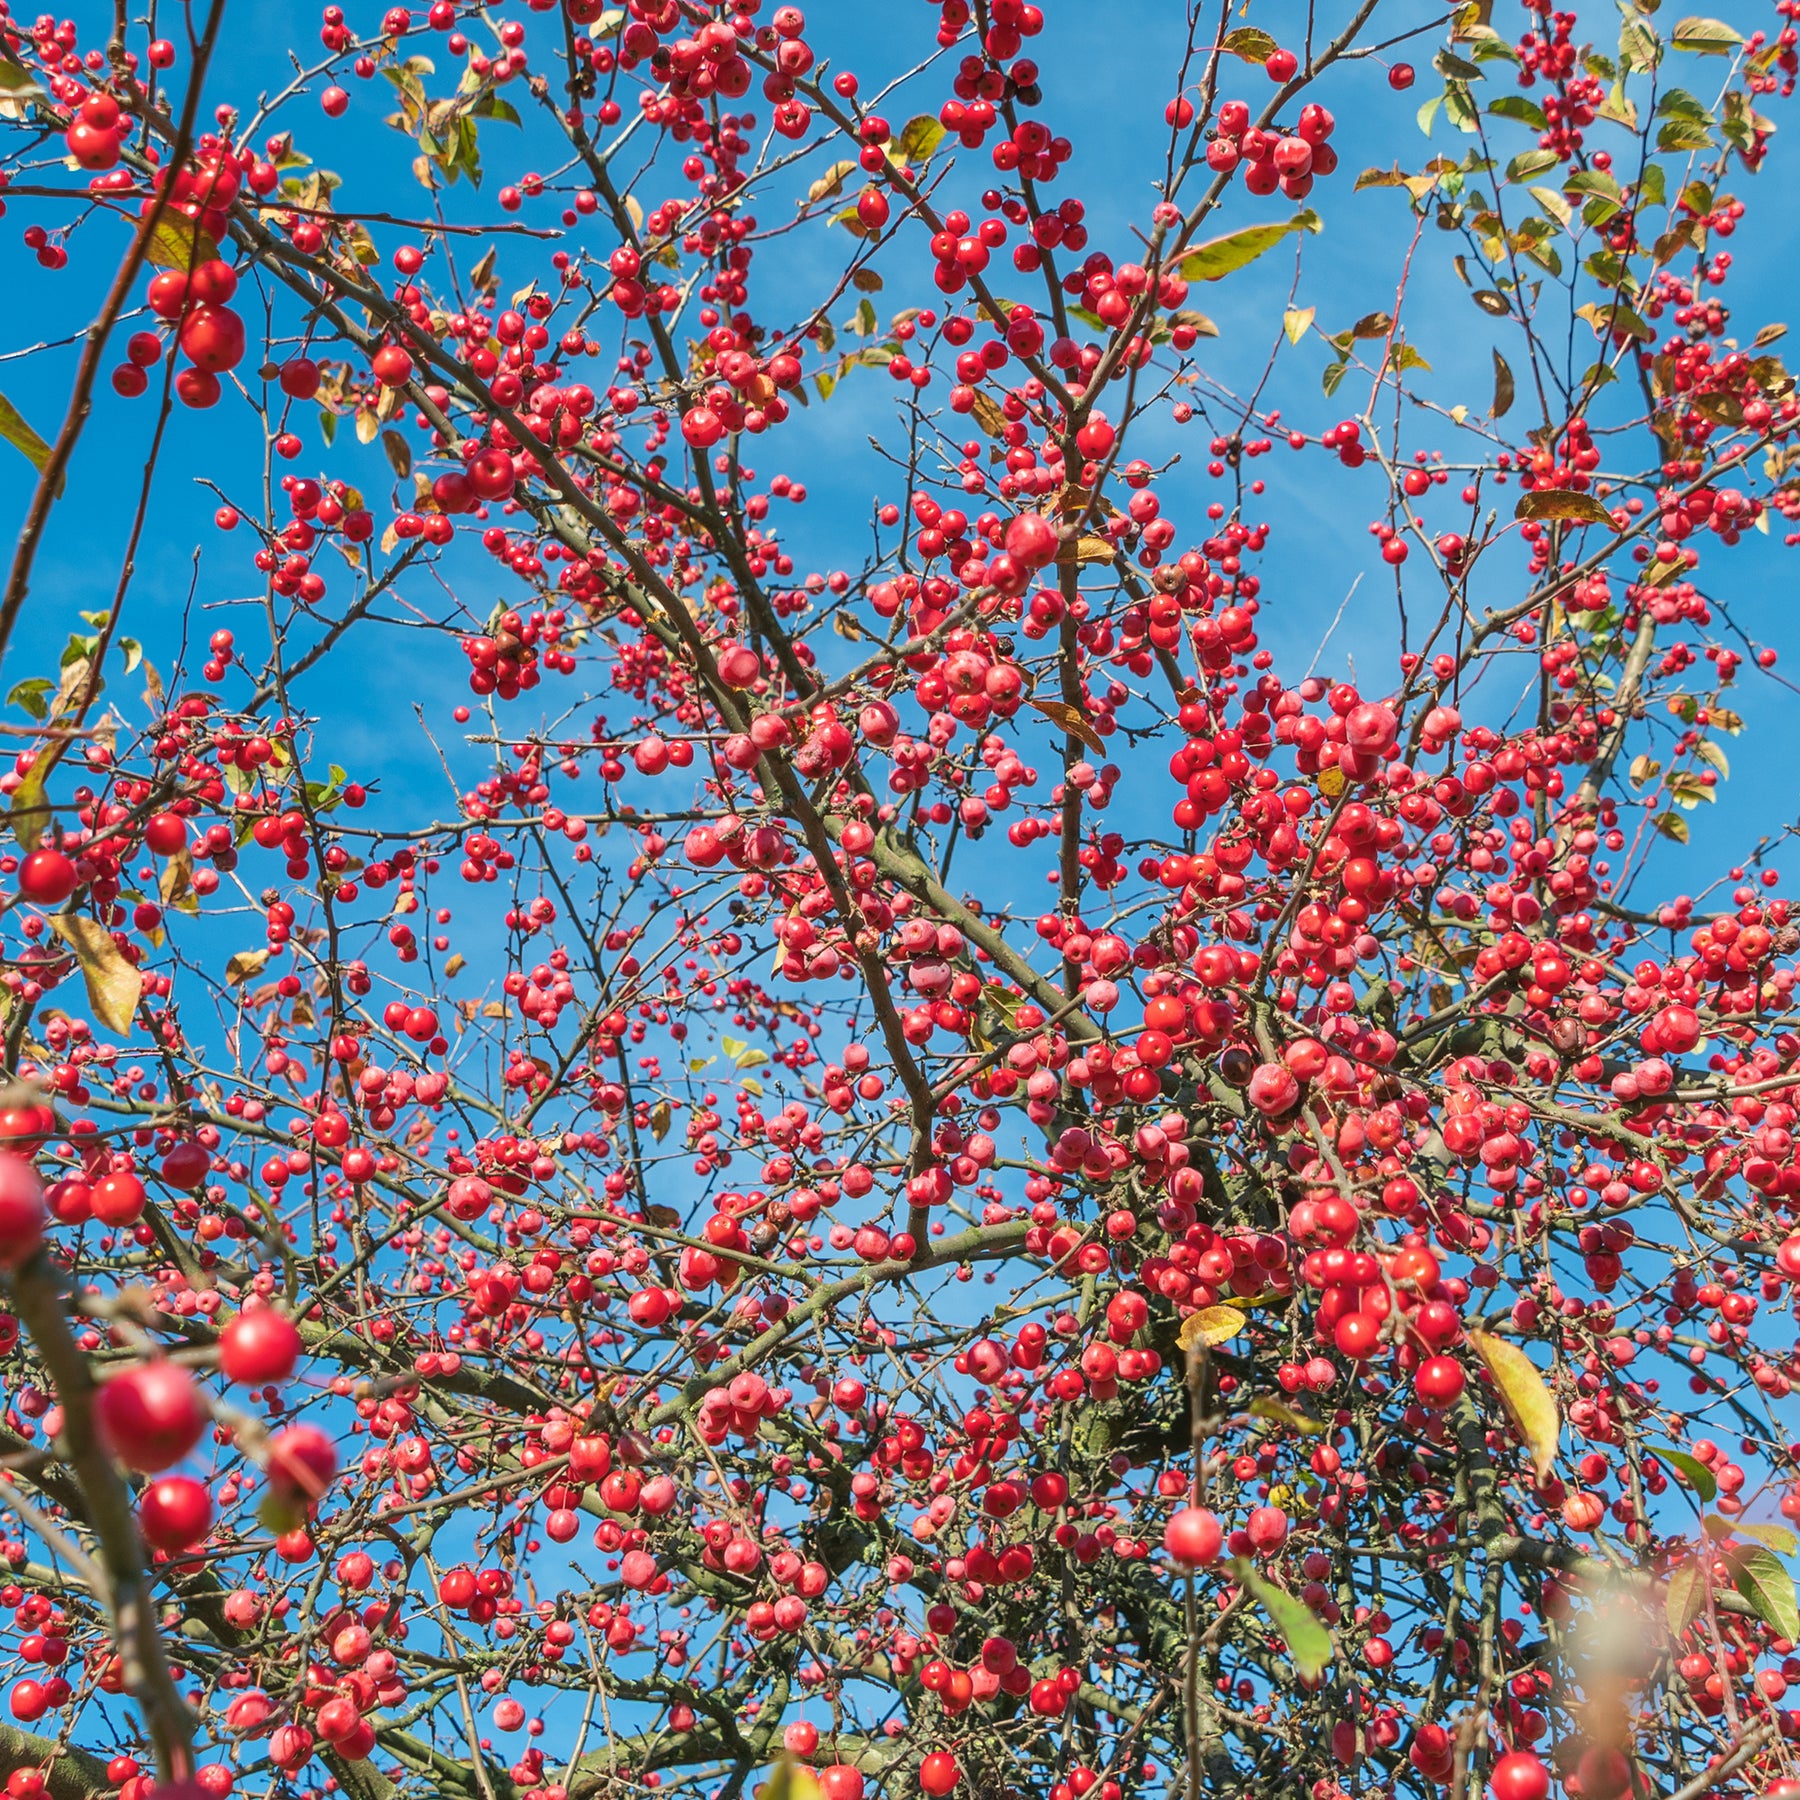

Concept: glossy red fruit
[[1489, 1751, 1550, 1800], [174, 367, 221, 408], [17, 850, 77, 905], [819, 1769, 865, 1800], [143, 813, 187, 856], [178, 304, 245, 374], [218, 1309, 301, 1384], [0, 1154, 44, 1269], [371, 343, 414, 386], [45, 1178, 90, 1225], [266, 1423, 337, 1505], [96, 1362, 207, 1473], [278, 357, 322, 399], [138, 1475, 213, 1551], [1414, 1355, 1466, 1409], [186, 258, 237, 305], [919, 1754, 959, 1796], [146, 270, 191, 320], [90, 1172, 147, 1227], [1163, 1505, 1223, 1565], [465, 448, 516, 500], [159, 1140, 210, 1189]]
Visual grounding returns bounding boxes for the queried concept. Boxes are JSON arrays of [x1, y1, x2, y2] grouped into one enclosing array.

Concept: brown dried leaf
[[1027, 698, 1105, 755], [381, 429, 412, 479], [967, 390, 1007, 438]]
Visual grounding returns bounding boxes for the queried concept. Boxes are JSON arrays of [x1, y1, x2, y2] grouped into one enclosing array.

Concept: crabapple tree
[[0, 1, 1799, 1799]]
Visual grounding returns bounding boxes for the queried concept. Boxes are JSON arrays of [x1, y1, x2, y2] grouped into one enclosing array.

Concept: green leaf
[[1249, 1396, 1327, 1435], [1658, 119, 1715, 150], [1620, 15, 1662, 68], [1737, 1522, 1799, 1556], [1576, 299, 1655, 341], [472, 92, 521, 125], [1488, 94, 1548, 127], [1516, 488, 1619, 527], [0, 391, 56, 490], [5, 678, 51, 721], [1178, 211, 1320, 283], [1443, 83, 1481, 132], [1220, 25, 1278, 62], [1657, 86, 1713, 119], [1671, 15, 1744, 50], [1732, 1545, 1800, 1642], [1565, 168, 1624, 201], [1529, 183, 1574, 226], [1652, 1445, 1718, 1501], [1237, 1562, 1333, 1677], [1666, 1559, 1707, 1634]]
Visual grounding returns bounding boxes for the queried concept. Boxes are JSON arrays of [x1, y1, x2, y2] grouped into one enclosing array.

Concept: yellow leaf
[[7, 737, 65, 845], [1468, 1329, 1559, 1480], [225, 948, 273, 987], [1316, 765, 1346, 798], [1025, 697, 1105, 755], [806, 159, 858, 205], [650, 1099, 671, 1141], [444, 953, 465, 977], [1283, 306, 1315, 344], [143, 215, 221, 273], [760, 1758, 822, 1800], [0, 390, 55, 487], [49, 913, 142, 1035], [1179, 1305, 1247, 1349]]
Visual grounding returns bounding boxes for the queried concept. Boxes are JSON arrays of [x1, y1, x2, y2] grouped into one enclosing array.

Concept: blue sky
[[5, 0, 1796, 921], [4, 0, 1800, 1778]]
